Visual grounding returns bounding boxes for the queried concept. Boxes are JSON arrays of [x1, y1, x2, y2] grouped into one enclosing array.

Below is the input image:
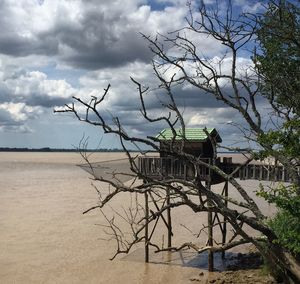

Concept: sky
[[0, 0, 265, 150]]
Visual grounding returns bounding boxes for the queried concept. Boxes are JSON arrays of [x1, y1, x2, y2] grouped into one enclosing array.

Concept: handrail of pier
[[138, 156, 211, 180]]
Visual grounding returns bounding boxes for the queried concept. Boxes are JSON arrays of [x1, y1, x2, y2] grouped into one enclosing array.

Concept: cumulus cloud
[[0, 59, 77, 132], [0, 56, 76, 107], [0, 0, 191, 70], [188, 107, 237, 126], [0, 102, 41, 133], [54, 1, 190, 69], [0, 0, 58, 57]]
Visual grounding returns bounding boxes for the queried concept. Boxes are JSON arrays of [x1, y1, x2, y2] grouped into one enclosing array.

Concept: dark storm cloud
[[52, 9, 152, 69], [0, 86, 71, 108], [0, 85, 12, 103], [107, 84, 227, 112], [0, 0, 152, 69], [173, 87, 227, 109], [0, 33, 58, 57], [106, 109, 170, 139], [25, 93, 70, 108], [0, 1, 58, 57]]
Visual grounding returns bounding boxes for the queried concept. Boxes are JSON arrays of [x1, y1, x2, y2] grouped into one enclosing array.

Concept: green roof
[[156, 128, 222, 142]]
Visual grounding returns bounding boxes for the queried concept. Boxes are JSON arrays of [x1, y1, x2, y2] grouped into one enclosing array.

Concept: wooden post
[[259, 165, 263, 180], [239, 167, 243, 180], [206, 180, 214, 272], [145, 191, 149, 263], [166, 188, 172, 248], [222, 181, 228, 259]]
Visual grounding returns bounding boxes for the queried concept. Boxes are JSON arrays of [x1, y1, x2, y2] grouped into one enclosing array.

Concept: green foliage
[[255, 0, 300, 115], [257, 184, 300, 218], [254, 1, 300, 165], [256, 119, 300, 160], [258, 184, 300, 256], [268, 209, 300, 256]]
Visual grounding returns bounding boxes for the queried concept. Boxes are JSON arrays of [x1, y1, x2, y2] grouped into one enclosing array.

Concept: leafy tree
[[268, 210, 300, 256], [254, 0, 300, 188], [253, 1, 300, 271], [255, 0, 300, 115]]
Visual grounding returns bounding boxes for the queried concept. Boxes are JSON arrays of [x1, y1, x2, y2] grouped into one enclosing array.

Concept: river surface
[[0, 152, 275, 283]]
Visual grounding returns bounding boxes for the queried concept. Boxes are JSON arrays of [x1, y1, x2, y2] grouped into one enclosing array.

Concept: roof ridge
[[155, 127, 222, 143]]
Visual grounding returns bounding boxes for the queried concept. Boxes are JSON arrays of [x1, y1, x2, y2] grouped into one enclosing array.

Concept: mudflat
[[0, 152, 275, 283]]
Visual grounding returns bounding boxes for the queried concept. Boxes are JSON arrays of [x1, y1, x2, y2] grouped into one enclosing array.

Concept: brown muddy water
[[0, 152, 276, 283]]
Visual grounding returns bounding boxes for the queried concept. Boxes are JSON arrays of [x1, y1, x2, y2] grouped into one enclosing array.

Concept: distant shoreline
[[0, 148, 240, 154], [0, 147, 127, 153]]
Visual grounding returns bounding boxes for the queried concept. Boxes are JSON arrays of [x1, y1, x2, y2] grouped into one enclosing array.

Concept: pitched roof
[[156, 128, 222, 142]]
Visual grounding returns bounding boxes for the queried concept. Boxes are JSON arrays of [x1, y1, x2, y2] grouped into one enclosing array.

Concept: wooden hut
[[157, 128, 222, 158], [139, 128, 223, 183]]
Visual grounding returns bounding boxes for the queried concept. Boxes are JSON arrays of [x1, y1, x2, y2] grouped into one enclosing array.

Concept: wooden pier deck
[[138, 156, 297, 183]]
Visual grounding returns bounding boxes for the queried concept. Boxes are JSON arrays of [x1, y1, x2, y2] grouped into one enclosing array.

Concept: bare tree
[[55, 1, 300, 282]]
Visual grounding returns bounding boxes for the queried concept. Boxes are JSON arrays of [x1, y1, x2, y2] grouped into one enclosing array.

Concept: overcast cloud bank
[[0, 0, 263, 148]]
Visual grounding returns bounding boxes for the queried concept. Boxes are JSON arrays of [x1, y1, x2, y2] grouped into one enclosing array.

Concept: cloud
[[233, 0, 264, 13], [73, 54, 261, 140], [0, 0, 59, 57], [0, 102, 41, 133], [188, 107, 237, 126], [53, 1, 190, 69], [0, 0, 190, 70], [0, 0, 265, 148], [0, 59, 77, 132], [0, 62, 76, 107]]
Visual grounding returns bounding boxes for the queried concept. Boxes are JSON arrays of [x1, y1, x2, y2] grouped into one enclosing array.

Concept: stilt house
[[139, 128, 223, 182]]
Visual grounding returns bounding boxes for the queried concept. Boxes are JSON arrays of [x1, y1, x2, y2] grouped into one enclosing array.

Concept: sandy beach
[[0, 152, 276, 283]]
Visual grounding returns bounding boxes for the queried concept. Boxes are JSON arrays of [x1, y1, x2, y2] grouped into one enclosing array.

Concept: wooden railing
[[221, 163, 298, 182], [138, 156, 211, 181], [138, 156, 298, 183]]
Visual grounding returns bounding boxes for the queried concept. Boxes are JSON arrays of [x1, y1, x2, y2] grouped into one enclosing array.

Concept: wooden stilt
[[206, 180, 214, 272], [149, 193, 171, 232], [222, 181, 228, 259], [145, 191, 149, 263], [166, 188, 172, 248], [259, 165, 263, 180]]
